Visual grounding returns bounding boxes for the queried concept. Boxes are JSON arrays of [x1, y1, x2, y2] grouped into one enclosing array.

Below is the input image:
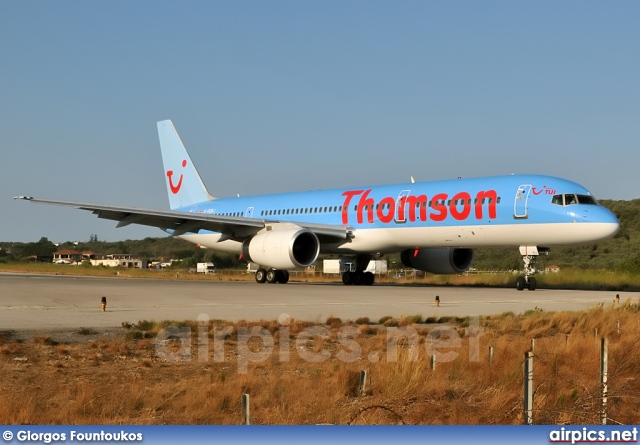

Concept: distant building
[[90, 254, 142, 268], [80, 251, 97, 261], [53, 250, 83, 264], [53, 250, 142, 268]]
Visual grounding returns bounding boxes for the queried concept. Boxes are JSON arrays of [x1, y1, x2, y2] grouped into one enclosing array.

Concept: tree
[[616, 256, 640, 275]]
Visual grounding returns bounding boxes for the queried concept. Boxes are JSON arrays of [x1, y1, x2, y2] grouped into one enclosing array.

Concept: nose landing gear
[[516, 246, 548, 291]]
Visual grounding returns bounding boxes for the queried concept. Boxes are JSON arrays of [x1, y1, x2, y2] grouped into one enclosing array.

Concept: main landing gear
[[516, 246, 548, 291], [341, 255, 375, 286], [255, 268, 290, 284]]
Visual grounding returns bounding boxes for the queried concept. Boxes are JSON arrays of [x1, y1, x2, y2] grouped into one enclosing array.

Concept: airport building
[[52, 250, 142, 268]]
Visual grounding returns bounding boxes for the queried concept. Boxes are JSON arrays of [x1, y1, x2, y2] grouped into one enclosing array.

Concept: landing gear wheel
[[342, 272, 353, 285], [363, 272, 375, 286], [528, 277, 537, 291], [518, 246, 544, 292], [352, 271, 364, 286], [276, 270, 290, 284], [266, 269, 278, 284], [255, 268, 267, 283]]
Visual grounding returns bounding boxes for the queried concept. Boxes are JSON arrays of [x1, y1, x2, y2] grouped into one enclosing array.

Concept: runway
[[0, 273, 632, 331]]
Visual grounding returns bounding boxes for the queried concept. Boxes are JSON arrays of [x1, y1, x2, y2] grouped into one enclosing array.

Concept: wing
[[14, 197, 351, 242]]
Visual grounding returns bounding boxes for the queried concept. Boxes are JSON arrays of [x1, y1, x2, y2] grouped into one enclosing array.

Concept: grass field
[[1, 301, 639, 424]]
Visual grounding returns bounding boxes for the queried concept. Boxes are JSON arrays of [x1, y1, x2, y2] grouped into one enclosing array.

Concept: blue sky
[[2, 1, 639, 242]]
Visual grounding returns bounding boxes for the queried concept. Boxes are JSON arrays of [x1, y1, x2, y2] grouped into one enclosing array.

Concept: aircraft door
[[245, 207, 254, 218], [395, 190, 411, 223], [514, 185, 532, 219]]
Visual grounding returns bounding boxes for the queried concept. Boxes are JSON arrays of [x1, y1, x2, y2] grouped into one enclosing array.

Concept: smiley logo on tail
[[167, 160, 187, 194]]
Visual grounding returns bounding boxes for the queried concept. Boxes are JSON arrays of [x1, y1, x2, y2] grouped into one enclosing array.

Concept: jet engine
[[242, 227, 320, 270], [400, 248, 474, 274]]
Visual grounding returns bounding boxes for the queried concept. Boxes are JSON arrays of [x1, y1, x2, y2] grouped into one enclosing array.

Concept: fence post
[[600, 338, 608, 425], [359, 370, 367, 396], [524, 351, 533, 425], [430, 354, 436, 371], [489, 346, 494, 366], [242, 393, 250, 425]]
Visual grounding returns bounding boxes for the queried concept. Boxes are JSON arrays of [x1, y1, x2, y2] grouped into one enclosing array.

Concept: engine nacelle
[[400, 248, 474, 274], [242, 227, 320, 270]]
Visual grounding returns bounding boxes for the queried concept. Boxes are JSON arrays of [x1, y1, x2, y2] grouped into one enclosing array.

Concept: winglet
[[157, 120, 215, 210]]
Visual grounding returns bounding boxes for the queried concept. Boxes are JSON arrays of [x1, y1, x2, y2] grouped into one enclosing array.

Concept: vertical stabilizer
[[157, 120, 215, 210]]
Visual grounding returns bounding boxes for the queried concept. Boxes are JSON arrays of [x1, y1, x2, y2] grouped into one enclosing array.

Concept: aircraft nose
[[592, 222, 620, 241], [590, 207, 620, 241]]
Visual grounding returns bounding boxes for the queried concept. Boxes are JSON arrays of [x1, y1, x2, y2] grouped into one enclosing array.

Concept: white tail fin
[[157, 120, 215, 210]]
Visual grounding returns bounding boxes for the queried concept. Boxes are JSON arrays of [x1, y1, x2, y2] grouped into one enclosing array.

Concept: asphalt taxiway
[[0, 273, 633, 330]]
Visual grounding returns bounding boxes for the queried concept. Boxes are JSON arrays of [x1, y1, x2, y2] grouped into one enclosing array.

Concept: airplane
[[15, 120, 620, 290]]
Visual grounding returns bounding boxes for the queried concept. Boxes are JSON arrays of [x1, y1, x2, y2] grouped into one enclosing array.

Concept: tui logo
[[532, 186, 556, 196], [167, 160, 187, 194]]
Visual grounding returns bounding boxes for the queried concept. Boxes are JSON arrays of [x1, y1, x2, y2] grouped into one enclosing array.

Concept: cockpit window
[[577, 194, 598, 205], [551, 194, 599, 206], [551, 195, 564, 206]]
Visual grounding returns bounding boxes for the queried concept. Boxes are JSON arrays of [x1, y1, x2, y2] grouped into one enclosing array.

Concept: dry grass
[[1, 301, 640, 424]]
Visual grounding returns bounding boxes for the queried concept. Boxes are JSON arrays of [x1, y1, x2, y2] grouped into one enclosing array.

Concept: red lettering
[[450, 192, 471, 221], [430, 193, 448, 222], [340, 188, 498, 225], [397, 196, 406, 222], [341, 190, 363, 224], [405, 195, 428, 222], [357, 189, 375, 224], [475, 190, 498, 219], [377, 197, 395, 223]]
